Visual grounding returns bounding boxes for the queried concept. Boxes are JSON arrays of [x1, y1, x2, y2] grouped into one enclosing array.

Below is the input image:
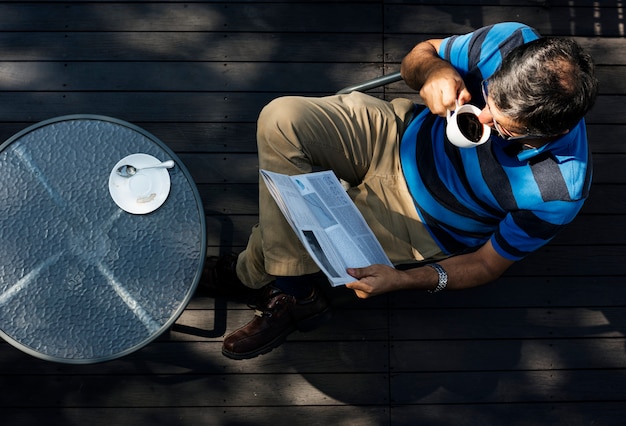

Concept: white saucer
[[108, 153, 172, 214]]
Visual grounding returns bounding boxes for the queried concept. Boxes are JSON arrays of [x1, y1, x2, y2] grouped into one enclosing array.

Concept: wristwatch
[[427, 263, 448, 293]]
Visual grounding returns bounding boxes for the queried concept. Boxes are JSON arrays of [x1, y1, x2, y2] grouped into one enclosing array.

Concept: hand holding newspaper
[[260, 169, 393, 287]]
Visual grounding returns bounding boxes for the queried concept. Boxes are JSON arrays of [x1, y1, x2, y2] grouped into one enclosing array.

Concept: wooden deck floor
[[1, 1, 626, 425]]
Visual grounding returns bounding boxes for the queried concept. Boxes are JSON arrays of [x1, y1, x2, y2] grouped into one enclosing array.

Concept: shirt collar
[[509, 132, 578, 163], [516, 143, 548, 162]]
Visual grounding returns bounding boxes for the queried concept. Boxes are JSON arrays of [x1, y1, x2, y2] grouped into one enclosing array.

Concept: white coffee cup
[[446, 103, 491, 148]]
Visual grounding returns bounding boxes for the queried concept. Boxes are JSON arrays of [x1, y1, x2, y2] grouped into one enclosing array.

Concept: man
[[212, 22, 598, 360]]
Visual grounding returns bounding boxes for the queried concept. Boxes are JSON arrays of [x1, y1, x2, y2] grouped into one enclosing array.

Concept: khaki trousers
[[236, 92, 444, 288]]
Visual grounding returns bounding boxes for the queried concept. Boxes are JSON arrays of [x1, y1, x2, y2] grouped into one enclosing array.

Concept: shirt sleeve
[[438, 22, 541, 101], [491, 198, 586, 260]]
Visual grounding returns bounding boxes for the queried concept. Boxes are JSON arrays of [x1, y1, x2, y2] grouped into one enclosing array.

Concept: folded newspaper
[[260, 169, 393, 287]]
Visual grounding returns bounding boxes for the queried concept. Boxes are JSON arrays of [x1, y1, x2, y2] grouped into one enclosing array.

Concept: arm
[[346, 240, 514, 299], [400, 39, 472, 115]]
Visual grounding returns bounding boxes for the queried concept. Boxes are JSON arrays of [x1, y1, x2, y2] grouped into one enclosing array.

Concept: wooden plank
[[390, 370, 626, 404], [389, 307, 626, 339], [0, 373, 390, 407], [172, 305, 390, 342], [589, 154, 626, 183], [0, 3, 382, 32], [583, 184, 626, 213], [137, 123, 258, 153], [0, 407, 388, 426], [388, 276, 626, 308], [587, 125, 626, 153], [5, 0, 614, 4], [0, 32, 382, 62], [551, 215, 626, 245], [204, 214, 257, 250], [0, 93, 295, 122], [391, 338, 626, 371], [5, 61, 621, 98], [385, 4, 626, 37], [0, 62, 382, 92], [186, 275, 626, 310], [0, 340, 390, 375], [391, 402, 626, 426], [2, 402, 624, 426], [186, 289, 384, 311], [586, 96, 626, 125], [180, 154, 258, 184], [0, 123, 38, 146], [574, 37, 626, 65], [384, 0, 618, 5], [506, 245, 626, 276], [181, 302, 623, 345], [199, 184, 258, 215], [595, 66, 626, 94]]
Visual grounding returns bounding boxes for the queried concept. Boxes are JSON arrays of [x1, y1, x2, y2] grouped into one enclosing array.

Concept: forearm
[[403, 257, 501, 292], [346, 242, 514, 298], [400, 39, 447, 91], [400, 243, 515, 292], [400, 39, 470, 115]]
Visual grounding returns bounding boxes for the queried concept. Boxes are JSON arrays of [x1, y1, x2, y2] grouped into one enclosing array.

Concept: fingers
[[345, 280, 372, 299], [346, 266, 366, 279], [346, 264, 395, 299], [346, 266, 376, 299], [420, 72, 471, 116], [346, 264, 407, 299], [457, 87, 472, 106]]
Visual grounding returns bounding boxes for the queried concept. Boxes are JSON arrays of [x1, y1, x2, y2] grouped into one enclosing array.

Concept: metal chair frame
[[336, 71, 402, 94]]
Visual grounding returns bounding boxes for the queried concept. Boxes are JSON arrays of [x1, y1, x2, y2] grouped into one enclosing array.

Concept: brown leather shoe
[[222, 285, 331, 360]]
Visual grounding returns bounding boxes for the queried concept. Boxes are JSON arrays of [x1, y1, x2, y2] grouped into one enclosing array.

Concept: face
[[479, 80, 551, 142], [478, 99, 528, 139]]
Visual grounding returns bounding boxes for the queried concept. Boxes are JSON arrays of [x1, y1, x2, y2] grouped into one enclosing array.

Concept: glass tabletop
[[0, 115, 206, 363]]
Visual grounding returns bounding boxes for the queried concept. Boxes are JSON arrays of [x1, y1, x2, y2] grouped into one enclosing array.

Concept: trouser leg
[[236, 92, 421, 287]]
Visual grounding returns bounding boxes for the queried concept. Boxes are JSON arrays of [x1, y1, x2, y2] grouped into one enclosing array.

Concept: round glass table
[[0, 115, 206, 364]]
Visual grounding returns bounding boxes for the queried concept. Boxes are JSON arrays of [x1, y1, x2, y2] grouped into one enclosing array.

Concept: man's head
[[484, 37, 598, 138]]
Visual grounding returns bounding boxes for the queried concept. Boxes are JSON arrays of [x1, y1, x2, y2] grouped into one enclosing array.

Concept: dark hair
[[487, 37, 598, 136]]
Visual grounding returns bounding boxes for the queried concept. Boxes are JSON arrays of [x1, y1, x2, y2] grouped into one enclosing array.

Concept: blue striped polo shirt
[[399, 22, 592, 260]]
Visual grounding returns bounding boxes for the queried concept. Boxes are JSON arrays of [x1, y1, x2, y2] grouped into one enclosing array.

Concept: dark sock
[[274, 272, 323, 299]]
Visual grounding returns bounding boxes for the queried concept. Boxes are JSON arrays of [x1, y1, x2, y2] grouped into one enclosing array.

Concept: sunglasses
[[481, 80, 551, 141]]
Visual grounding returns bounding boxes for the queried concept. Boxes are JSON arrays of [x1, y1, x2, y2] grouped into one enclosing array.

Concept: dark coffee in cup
[[457, 112, 483, 143]]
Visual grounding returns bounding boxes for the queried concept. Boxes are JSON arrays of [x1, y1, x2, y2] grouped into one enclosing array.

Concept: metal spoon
[[116, 160, 175, 177]]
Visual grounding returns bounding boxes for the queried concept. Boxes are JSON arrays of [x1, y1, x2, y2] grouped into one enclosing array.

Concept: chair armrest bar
[[336, 71, 403, 94]]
